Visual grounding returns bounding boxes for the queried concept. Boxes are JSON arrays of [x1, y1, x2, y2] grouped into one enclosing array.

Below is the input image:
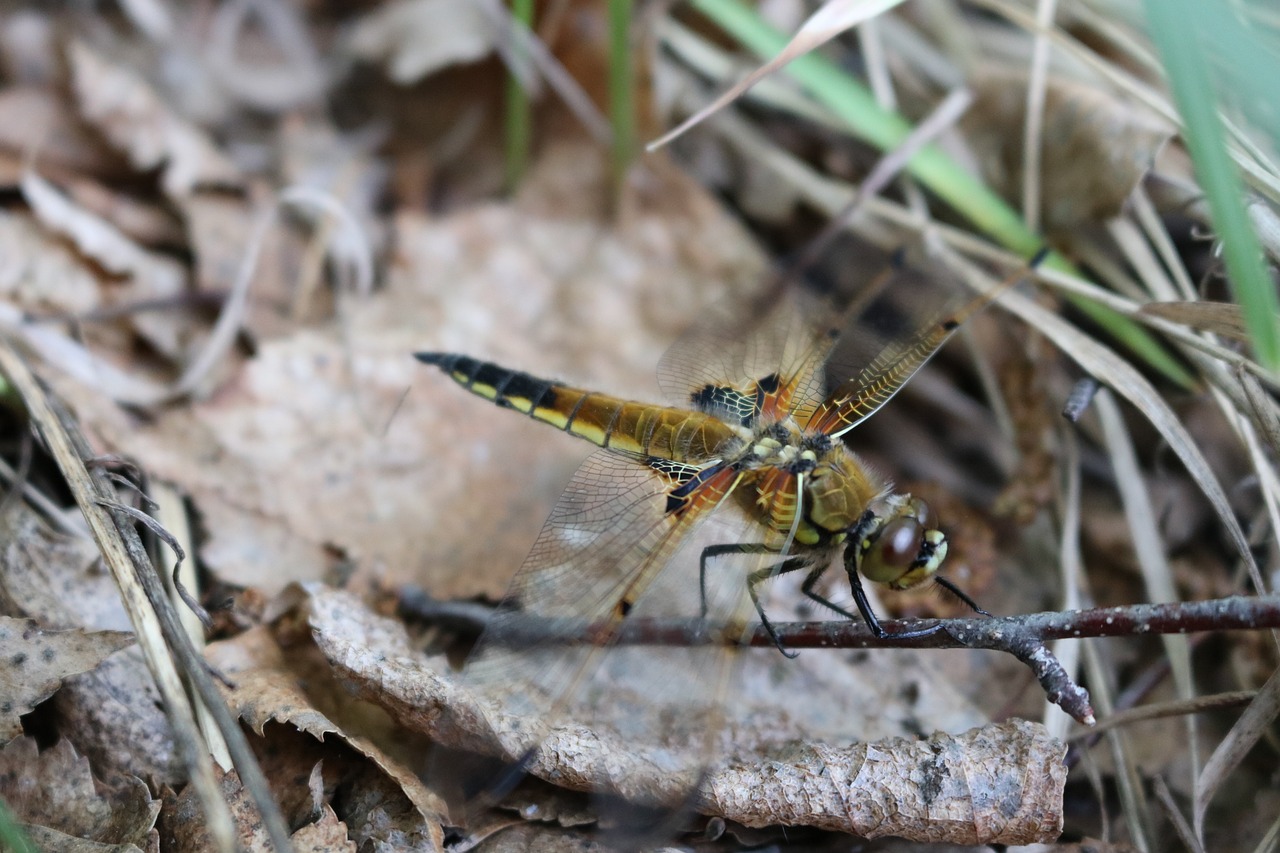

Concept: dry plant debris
[[0, 736, 159, 851], [0, 617, 134, 741], [0, 2, 1275, 851]]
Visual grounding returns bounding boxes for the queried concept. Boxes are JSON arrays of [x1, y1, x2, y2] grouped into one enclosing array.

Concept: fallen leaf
[[347, 0, 496, 85], [0, 86, 129, 181], [0, 210, 105, 318], [66, 39, 242, 198], [0, 507, 182, 785], [0, 737, 159, 848], [288, 806, 356, 852], [158, 765, 269, 853], [21, 170, 197, 362], [0, 617, 134, 740], [298, 585, 1062, 844], [204, 623, 449, 845]]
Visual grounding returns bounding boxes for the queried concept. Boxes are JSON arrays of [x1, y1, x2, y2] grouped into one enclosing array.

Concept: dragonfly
[[416, 250, 1042, 812]]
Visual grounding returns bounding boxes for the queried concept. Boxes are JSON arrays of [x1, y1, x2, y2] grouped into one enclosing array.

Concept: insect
[[418, 251, 1042, 809]]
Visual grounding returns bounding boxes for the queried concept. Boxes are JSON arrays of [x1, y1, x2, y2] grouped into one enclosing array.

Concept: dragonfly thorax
[[726, 418, 885, 550]]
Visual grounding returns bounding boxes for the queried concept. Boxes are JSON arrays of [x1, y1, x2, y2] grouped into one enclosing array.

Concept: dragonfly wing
[[460, 450, 754, 767], [657, 261, 910, 426], [807, 259, 1025, 437], [657, 286, 838, 426]]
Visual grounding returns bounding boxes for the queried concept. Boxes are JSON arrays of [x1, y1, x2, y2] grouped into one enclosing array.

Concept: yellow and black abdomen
[[415, 352, 739, 462]]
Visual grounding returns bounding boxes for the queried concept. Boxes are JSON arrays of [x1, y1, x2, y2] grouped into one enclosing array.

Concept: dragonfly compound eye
[[859, 514, 948, 590]]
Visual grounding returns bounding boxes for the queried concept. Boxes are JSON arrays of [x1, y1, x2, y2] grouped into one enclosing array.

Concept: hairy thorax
[[723, 417, 886, 549]]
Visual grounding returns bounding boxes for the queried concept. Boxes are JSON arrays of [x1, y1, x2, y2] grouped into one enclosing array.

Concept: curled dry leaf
[[701, 720, 1064, 843], [0, 506, 181, 785], [346, 0, 496, 85], [161, 768, 363, 853], [21, 170, 196, 361], [65, 39, 242, 198], [158, 765, 269, 853], [0, 211, 104, 316], [964, 68, 1174, 232], [0, 737, 159, 849], [287, 805, 357, 853], [0, 616, 134, 740], [204, 622, 448, 847], [299, 585, 1063, 844], [0, 86, 130, 181]]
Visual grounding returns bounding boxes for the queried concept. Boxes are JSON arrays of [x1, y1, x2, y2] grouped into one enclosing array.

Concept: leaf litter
[[0, 2, 1275, 850]]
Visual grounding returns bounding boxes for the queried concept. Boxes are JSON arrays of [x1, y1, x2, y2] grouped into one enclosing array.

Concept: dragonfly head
[[856, 496, 948, 590]]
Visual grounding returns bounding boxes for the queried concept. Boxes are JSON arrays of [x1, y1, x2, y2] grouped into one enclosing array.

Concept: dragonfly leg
[[699, 543, 777, 618], [935, 575, 992, 618], [847, 567, 944, 640], [745, 556, 811, 659], [798, 565, 862, 623]]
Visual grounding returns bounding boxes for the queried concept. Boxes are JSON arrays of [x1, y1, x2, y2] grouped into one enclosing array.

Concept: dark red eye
[[875, 518, 921, 569]]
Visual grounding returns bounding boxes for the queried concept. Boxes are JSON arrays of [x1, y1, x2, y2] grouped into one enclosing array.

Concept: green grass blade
[[505, 0, 535, 190], [609, 0, 637, 183], [1144, 0, 1280, 372]]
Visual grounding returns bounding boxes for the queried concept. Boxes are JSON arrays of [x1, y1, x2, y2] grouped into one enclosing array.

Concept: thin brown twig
[[414, 594, 1280, 727]]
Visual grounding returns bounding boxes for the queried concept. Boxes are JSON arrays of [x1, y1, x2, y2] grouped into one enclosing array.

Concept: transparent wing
[[657, 263, 906, 426], [461, 451, 761, 782], [807, 257, 1027, 437], [657, 284, 838, 426]]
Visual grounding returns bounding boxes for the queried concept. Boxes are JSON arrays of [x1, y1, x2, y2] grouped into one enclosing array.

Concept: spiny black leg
[[746, 557, 810, 658], [799, 564, 863, 623], [847, 568, 944, 640], [934, 575, 992, 617], [699, 543, 776, 618]]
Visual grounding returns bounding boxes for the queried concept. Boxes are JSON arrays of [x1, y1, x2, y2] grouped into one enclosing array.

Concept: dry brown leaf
[[346, 0, 496, 85], [158, 765, 270, 853], [0, 616, 134, 740], [21, 170, 197, 361], [17, 825, 147, 853], [288, 806, 357, 853], [22, 171, 166, 281], [474, 823, 628, 853], [299, 585, 1061, 844], [339, 764, 442, 852], [0, 507, 182, 785], [204, 622, 448, 845], [964, 68, 1174, 232], [0, 210, 105, 317], [179, 191, 303, 345], [65, 39, 242, 198], [0, 737, 159, 848], [0, 509, 107, 628], [0, 86, 129, 181]]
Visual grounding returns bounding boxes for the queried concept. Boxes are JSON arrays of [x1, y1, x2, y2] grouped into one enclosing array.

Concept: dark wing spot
[[756, 373, 781, 394], [664, 463, 726, 517], [691, 384, 757, 425]]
